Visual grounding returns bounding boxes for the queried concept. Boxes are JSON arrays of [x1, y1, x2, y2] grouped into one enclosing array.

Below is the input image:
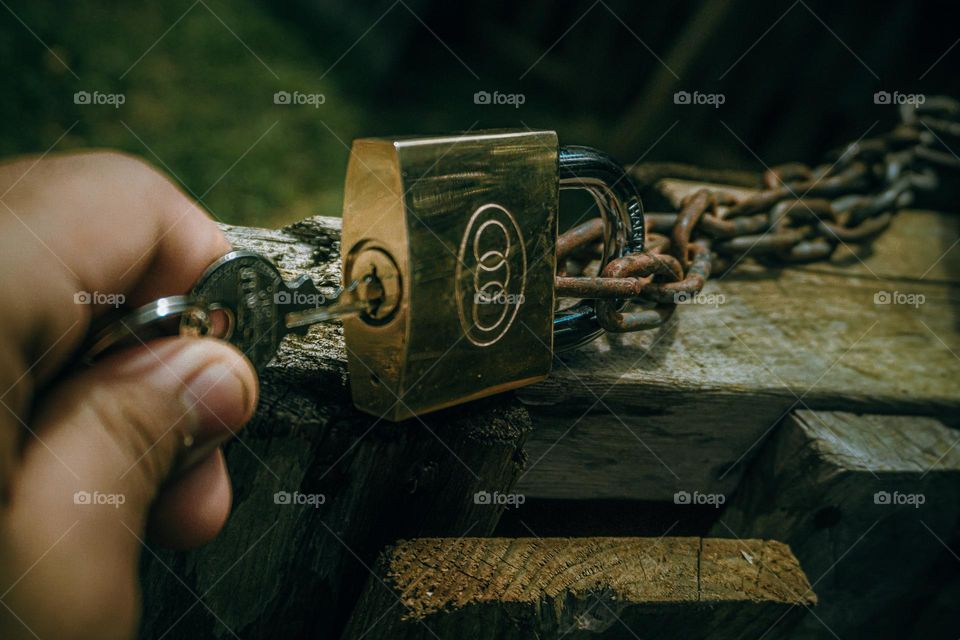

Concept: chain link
[[555, 97, 960, 333]]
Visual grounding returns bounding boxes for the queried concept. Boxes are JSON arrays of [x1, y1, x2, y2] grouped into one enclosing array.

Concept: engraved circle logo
[[456, 203, 527, 347]]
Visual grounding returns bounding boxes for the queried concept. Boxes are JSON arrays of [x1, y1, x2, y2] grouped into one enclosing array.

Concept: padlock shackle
[[554, 146, 645, 351]]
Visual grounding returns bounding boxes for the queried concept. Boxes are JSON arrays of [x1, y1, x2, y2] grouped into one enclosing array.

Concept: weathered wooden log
[[138, 217, 532, 639], [517, 183, 960, 501], [342, 536, 815, 640], [138, 197, 960, 636], [716, 410, 960, 639]]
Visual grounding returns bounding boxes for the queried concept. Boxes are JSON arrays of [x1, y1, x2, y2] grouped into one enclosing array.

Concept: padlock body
[[342, 130, 559, 420]]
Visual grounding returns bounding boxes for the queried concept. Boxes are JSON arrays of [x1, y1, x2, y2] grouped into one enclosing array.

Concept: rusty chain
[[555, 96, 960, 334]]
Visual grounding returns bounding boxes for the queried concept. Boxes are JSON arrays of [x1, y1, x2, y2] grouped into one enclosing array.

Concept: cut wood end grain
[[381, 536, 815, 622]]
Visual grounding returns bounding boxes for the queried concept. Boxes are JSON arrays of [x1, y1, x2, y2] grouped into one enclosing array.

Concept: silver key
[[190, 250, 374, 370], [81, 250, 388, 371]]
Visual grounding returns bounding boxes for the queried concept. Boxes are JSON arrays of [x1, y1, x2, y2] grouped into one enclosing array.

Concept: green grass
[[1, 0, 366, 227]]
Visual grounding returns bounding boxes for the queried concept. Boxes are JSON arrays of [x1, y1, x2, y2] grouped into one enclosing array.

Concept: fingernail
[[173, 355, 255, 474], [180, 362, 253, 445], [110, 339, 256, 472]]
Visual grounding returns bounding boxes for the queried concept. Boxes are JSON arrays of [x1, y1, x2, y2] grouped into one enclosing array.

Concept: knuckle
[[82, 150, 201, 229], [83, 150, 178, 203], [84, 150, 164, 184]]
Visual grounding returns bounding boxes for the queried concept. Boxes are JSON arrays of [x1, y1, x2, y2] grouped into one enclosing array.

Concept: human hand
[[0, 151, 259, 639]]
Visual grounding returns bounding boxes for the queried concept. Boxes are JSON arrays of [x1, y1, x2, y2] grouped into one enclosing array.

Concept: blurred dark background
[[1, 0, 955, 227]]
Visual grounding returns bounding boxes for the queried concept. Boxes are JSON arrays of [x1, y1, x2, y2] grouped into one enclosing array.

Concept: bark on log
[[716, 409, 960, 639], [342, 536, 815, 640], [138, 217, 532, 640]]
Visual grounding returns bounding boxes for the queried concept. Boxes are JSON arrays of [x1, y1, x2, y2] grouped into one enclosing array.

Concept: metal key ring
[[553, 145, 645, 351], [80, 295, 211, 364]]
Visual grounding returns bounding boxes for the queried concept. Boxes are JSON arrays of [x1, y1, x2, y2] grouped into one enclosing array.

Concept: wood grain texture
[[154, 207, 960, 509], [138, 202, 959, 636], [342, 536, 814, 640], [516, 201, 960, 501], [139, 217, 532, 640], [717, 410, 960, 639]]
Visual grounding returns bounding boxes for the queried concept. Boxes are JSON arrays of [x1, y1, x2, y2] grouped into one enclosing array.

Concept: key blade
[[277, 276, 363, 332], [280, 266, 398, 331], [285, 299, 367, 328]]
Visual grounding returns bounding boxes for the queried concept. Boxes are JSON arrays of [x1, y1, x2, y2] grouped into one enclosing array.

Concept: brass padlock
[[341, 130, 643, 421]]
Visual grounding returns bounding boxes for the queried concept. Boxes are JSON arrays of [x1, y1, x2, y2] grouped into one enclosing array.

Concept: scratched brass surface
[[342, 130, 559, 420]]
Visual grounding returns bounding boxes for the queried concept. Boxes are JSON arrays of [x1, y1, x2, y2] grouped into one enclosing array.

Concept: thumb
[[1, 337, 257, 638], [34, 337, 258, 517]]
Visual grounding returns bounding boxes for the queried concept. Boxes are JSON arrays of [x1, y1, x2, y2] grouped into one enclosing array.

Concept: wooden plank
[[809, 207, 960, 283], [516, 206, 960, 501], [342, 536, 815, 640], [139, 217, 532, 640], [716, 410, 960, 639], [179, 209, 960, 507], [137, 209, 959, 636]]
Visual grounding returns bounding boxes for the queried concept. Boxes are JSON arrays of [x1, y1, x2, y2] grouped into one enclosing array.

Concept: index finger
[[0, 150, 232, 386]]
